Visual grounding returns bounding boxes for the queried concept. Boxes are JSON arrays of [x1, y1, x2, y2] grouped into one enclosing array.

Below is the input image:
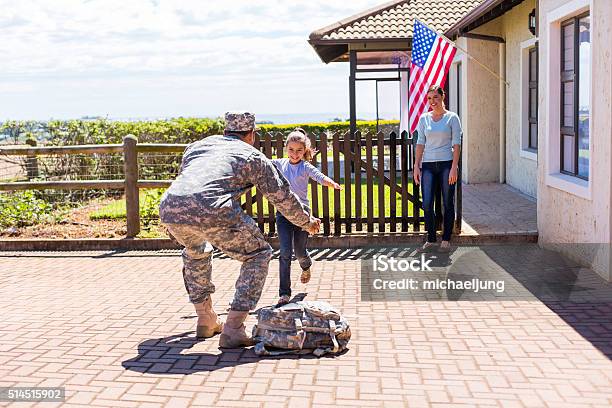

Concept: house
[[309, 0, 611, 281], [445, 0, 611, 280]]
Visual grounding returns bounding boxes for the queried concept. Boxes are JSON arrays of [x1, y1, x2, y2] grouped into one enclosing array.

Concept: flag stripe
[[429, 41, 455, 88]]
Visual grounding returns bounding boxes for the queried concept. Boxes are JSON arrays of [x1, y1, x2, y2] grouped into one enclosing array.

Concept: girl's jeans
[[421, 160, 456, 243], [276, 213, 312, 297]]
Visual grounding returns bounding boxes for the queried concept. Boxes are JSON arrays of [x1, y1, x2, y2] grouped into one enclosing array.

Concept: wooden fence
[[0, 132, 462, 238]]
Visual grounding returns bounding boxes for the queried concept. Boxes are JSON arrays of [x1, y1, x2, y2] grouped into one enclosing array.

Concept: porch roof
[[445, 0, 527, 39], [309, 0, 483, 63]]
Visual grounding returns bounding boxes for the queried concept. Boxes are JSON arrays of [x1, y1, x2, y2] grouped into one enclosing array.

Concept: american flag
[[409, 19, 457, 133]]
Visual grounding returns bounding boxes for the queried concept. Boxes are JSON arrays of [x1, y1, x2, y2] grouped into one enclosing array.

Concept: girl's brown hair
[[285, 127, 315, 162]]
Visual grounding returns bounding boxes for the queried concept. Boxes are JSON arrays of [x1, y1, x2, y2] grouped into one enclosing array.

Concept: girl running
[[272, 128, 342, 305]]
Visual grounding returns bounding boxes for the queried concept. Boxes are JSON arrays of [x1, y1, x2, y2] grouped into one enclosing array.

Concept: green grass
[[89, 189, 162, 220]]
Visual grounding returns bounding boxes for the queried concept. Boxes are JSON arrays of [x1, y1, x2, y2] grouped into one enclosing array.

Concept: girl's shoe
[[416, 241, 437, 253], [438, 241, 452, 253], [300, 268, 311, 284], [277, 295, 291, 306]]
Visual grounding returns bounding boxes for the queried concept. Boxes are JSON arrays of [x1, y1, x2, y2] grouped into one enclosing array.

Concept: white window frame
[[520, 37, 538, 161], [544, 0, 593, 200], [450, 48, 469, 182]]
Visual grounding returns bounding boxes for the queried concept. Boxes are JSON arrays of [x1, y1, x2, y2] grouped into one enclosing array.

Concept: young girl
[[272, 128, 342, 305]]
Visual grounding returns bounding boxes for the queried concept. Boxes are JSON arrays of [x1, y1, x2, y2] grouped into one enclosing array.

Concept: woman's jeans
[[421, 160, 456, 243], [276, 213, 312, 297]]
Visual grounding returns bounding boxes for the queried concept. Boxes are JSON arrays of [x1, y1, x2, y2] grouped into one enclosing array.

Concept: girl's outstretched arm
[[322, 177, 342, 190], [304, 161, 342, 189]]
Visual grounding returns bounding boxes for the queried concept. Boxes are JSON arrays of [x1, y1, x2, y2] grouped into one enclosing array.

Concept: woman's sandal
[[300, 268, 311, 284]]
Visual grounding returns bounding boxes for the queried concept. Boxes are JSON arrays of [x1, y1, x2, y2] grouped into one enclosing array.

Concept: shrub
[[0, 191, 65, 228], [259, 119, 399, 135], [141, 189, 164, 231]]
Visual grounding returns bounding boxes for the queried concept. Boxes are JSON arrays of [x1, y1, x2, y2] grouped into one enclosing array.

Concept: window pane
[[563, 81, 574, 126], [530, 124, 538, 149], [563, 23, 574, 71], [578, 15, 590, 179], [530, 88, 537, 117], [529, 49, 537, 81], [563, 135, 575, 173]]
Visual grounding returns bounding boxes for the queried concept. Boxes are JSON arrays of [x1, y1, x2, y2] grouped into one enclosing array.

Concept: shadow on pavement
[[122, 331, 346, 375], [479, 245, 612, 359]]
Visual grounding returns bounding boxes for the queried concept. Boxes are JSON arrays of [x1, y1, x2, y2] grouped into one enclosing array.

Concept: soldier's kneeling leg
[[164, 223, 216, 303]]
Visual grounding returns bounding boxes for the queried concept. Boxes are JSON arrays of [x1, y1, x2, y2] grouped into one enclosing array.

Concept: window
[[528, 46, 538, 150], [520, 37, 538, 160], [560, 12, 590, 180]]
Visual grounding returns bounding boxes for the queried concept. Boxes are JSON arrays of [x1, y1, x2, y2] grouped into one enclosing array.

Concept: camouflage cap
[[225, 111, 257, 132]]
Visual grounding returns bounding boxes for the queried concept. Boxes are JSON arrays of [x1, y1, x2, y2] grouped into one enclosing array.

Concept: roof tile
[[317, 0, 482, 41]]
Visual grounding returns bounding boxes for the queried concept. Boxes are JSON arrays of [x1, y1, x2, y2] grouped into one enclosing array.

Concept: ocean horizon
[[1, 112, 400, 125], [93, 112, 399, 124]]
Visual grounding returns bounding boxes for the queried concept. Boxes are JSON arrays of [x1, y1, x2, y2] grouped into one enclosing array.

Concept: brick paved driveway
[[0, 246, 611, 407]]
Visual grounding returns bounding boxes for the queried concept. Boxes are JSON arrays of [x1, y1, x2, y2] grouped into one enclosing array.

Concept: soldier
[[159, 111, 320, 348]]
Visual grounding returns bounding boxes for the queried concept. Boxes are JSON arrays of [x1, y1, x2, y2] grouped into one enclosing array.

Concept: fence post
[[25, 138, 39, 180], [123, 135, 140, 238]]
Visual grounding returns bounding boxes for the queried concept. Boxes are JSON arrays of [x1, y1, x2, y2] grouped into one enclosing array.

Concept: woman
[[413, 85, 462, 252]]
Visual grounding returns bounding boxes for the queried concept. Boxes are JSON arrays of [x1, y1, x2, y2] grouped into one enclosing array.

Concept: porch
[[460, 182, 537, 236]]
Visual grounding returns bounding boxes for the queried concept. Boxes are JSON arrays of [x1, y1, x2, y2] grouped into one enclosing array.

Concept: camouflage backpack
[[252, 300, 351, 357]]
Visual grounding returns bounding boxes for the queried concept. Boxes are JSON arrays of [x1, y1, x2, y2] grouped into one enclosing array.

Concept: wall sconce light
[[529, 9, 536, 35]]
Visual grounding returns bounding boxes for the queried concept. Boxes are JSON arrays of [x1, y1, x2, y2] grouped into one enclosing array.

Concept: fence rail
[[0, 132, 461, 238]]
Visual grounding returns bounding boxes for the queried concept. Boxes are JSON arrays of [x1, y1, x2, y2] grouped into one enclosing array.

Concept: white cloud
[[0, 0, 401, 120]]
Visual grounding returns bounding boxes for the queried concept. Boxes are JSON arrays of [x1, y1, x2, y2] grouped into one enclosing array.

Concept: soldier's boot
[[218, 310, 255, 348], [194, 297, 223, 338]]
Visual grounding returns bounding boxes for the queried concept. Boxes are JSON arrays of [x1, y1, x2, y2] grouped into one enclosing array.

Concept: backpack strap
[[253, 341, 312, 356], [311, 320, 341, 357], [295, 318, 306, 349]]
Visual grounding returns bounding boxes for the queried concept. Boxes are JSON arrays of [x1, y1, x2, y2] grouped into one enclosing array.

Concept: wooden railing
[[0, 132, 462, 238]]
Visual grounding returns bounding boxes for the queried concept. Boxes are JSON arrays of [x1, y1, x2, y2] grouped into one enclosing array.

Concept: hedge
[[1, 118, 399, 146]]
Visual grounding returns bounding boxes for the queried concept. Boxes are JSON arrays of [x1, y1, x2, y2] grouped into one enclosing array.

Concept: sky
[[0, 0, 403, 122]]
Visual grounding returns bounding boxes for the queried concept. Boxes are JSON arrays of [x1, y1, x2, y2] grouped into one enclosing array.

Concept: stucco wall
[[501, 0, 539, 198], [462, 23, 501, 184], [538, 0, 612, 280]]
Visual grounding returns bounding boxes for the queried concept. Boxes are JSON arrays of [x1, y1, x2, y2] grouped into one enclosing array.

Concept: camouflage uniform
[[159, 112, 311, 312]]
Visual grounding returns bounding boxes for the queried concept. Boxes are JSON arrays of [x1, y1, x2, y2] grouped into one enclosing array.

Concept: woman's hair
[[285, 127, 314, 162], [427, 84, 445, 98]]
